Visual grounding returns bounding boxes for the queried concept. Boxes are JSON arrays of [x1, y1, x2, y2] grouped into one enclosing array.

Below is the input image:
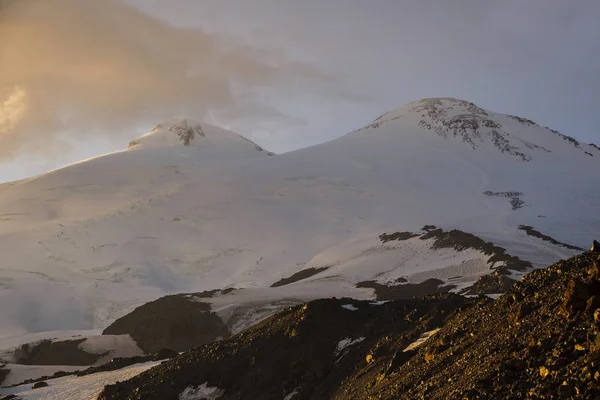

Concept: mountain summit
[[128, 119, 274, 156], [360, 97, 598, 161]]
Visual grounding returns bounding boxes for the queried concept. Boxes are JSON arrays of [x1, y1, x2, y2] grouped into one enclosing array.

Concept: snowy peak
[[360, 97, 598, 162], [364, 97, 496, 129], [405, 97, 490, 117], [127, 119, 274, 155], [128, 120, 206, 149]]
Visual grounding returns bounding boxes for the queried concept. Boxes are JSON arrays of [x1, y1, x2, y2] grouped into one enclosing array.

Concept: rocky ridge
[[361, 97, 596, 161], [98, 246, 600, 400]]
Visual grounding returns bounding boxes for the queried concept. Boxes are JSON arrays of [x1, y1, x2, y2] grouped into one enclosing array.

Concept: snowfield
[[0, 361, 160, 399], [0, 98, 598, 349]]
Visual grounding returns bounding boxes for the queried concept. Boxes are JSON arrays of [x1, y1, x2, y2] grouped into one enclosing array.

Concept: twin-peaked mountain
[[0, 97, 598, 345]]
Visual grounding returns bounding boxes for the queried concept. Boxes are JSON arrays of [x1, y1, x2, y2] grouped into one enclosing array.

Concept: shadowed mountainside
[[99, 248, 600, 400]]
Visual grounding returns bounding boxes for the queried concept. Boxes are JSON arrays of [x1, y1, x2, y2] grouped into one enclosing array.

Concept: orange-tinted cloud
[[0, 0, 327, 159]]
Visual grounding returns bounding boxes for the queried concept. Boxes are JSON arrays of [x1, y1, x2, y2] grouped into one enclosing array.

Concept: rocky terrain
[[361, 98, 592, 163], [0, 367, 8, 388], [99, 294, 473, 400], [102, 290, 232, 353], [97, 246, 600, 400], [8, 338, 106, 367]]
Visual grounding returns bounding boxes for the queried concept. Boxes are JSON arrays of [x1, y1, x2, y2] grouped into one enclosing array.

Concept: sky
[[1, 0, 599, 182]]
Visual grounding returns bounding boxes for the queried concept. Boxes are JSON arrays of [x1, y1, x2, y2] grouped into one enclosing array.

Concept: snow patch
[[179, 382, 224, 400], [370, 300, 391, 306], [283, 390, 299, 400], [404, 329, 440, 352], [335, 337, 365, 356], [0, 361, 159, 399], [341, 304, 359, 311]]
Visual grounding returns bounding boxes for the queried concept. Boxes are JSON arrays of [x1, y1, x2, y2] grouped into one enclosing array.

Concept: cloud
[[0, 86, 28, 135], [0, 0, 331, 160]]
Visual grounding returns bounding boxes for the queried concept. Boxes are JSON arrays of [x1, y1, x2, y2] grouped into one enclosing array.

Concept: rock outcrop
[[99, 250, 600, 400]]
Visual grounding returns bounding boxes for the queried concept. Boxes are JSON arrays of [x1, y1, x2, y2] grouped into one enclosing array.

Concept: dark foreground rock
[[380, 252, 600, 400], [102, 292, 230, 353], [99, 294, 472, 400], [99, 251, 600, 400]]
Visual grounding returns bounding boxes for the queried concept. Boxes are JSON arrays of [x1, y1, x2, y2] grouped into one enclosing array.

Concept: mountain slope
[[96, 250, 600, 400], [0, 98, 598, 343], [0, 119, 272, 229]]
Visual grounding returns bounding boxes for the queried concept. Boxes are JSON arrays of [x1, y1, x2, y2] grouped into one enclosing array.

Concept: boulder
[[32, 381, 48, 389]]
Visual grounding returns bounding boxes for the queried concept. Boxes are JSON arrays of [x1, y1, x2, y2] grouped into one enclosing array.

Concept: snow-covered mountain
[[0, 97, 598, 347]]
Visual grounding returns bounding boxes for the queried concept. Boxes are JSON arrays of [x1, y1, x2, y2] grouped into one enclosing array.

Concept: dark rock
[[421, 227, 532, 271], [504, 358, 522, 371], [153, 348, 178, 360], [32, 381, 48, 389], [379, 232, 419, 243], [96, 253, 600, 400], [587, 295, 600, 314], [386, 350, 415, 373], [518, 225, 585, 251], [4, 369, 73, 389], [271, 267, 329, 287], [4, 342, 218, 389], [511, 292, 524, 302], [98, 294, 471, 400], [374, 227, 533, 298], [482, 191, 526, 210], [512, 302, 534, 323], [0, 365, 9, 387], [592, 240, 600, 253], [12, 339, 105, 366], [588, 257, 600, 280], [356, 279, 455, 300], [562, 279, 591, 314], [102, 294, 230, 353], [558, 383, 572, 399], [168, 121, 204, 146], [71, 353, 177, 380], [461, 274, 516, 296]]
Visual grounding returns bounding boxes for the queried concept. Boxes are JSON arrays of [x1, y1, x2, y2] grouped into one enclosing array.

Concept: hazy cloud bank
[[0, 0, 333, 160]]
